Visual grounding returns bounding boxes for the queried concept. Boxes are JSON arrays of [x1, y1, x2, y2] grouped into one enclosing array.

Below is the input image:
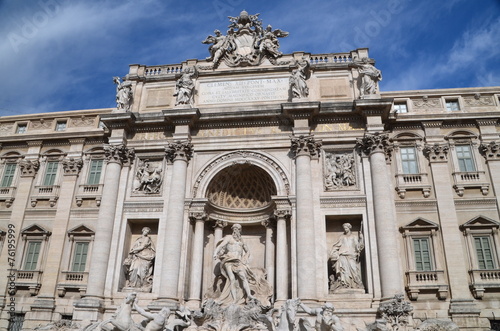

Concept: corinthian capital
[[290, 135, 322, 158], [356, 132, 389, 156], [479, 141, 500, 161], [423, 143, 449, 162], [62, 157, 83, 176], [166, 140, 193, 162], [104, 144, 135, 165], [19, 159, 40, 177]]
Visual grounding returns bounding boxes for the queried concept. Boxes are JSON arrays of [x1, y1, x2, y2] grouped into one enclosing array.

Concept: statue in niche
[[134, 160, 162, 194], [174, 67, 197, 106], [298, 302, 344, 331], [123, 227, 155, 292], [290, 57, 310, 100], [324, 153, 356, 190], [113, 76, 133, 111], [329, 223, 364, 291], [211, 223, 272, 306], [352, 57, 382, 98]]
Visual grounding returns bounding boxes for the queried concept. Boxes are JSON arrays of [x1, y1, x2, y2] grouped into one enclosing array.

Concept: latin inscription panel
[[198, 78, 289, 105]]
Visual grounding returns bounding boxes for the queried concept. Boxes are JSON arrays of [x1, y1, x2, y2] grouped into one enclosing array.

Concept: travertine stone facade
[[0, 12, 500, 331]]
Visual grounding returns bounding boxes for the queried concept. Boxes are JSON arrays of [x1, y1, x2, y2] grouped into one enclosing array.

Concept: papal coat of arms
[[202, 10, 289, 68]]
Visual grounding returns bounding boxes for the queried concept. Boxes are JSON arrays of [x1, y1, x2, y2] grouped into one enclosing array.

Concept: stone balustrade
[[469, 269, 500, 299], [405, 270, 448, 300]]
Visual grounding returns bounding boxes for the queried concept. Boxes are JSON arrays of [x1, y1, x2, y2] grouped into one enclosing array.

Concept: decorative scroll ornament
[[290, 135, 322, 158], [202, 10, 289, 68], [324, 152, 356, 190], [423, 143, 449, 162], [133, 160, 163, 194], [19, 159, 40, 177], [378, 294, 413, 331], [62, 157, 83, 176], [166, 141, 193, 162], [356, 132, 389, 156], [104, 144, 135, 165], [479, 141, 500, 161], [113, 76, 133, 111]]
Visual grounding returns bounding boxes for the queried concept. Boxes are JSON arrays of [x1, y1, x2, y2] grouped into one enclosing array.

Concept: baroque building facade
[[0, 11, 500, 331]]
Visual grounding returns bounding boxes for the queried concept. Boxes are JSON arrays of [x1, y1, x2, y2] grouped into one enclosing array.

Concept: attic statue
[[113, 76, 133, 111], [352, 57, 382, 98]]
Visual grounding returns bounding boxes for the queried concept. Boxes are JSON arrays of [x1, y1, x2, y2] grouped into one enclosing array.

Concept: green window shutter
[[401, 147, 418, 174], [24, 241, 41, 270], [1, 163, 16, 187], [43, 161, 58, 186], [87, 160, 103, 185], [475, 236, 495, 270], [71, 242, 89, 272], [413, 238, 432, 271]]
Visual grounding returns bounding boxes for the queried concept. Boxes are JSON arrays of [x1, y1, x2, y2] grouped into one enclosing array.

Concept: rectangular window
[[87, 159, 103, 185], [55, 121, 67, 131], [43, 161, 58, 186], [475, 236, 495, 269], [23, 241, 41, 270], [456, 145, 476, 172], [401, 147, 419, 174], [16, 124, 27, 134], [1, 163, 16, 187], [413, 237, 433, 271], [71, 242, 89, 272], [394, 103, 408, 113], [446, 100, 460, 111]]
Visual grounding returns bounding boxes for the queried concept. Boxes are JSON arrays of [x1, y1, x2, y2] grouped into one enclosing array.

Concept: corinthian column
[[274, 208, 291, 302], [262, 219, 276, 294], [187, 211, 206, 307], [357, 133, 404, 297], [160, 140, 193, 300], [290, 134, 322, 300], [84, 144, 134, 300]]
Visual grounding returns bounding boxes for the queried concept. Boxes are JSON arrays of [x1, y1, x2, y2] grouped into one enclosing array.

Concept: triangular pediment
[[67, 224, 95, 237], [461, 215, 500, 230], [401, 217, 439, 232], [21, 224, 51, 236]]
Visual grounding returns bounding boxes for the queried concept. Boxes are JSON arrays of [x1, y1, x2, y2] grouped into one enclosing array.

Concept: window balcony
[[75, 184, 103, 207], [452, 171, 489, 196], [0, 186, 16, 207], [13, 269, 43, 296], [30, 185, 60, 207], [395, 173, 432, 199], [405, 270, 448, 300], [469, 269, 500, 299], [57, 271, 89, 297]]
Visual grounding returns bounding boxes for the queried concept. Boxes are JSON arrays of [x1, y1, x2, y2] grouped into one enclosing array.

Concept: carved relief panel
[[323, 151, 357, 191]]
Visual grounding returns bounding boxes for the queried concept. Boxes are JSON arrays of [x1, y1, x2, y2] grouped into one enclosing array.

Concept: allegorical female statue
[[123, 227, 156, 292], [329, 223, 364, 291]]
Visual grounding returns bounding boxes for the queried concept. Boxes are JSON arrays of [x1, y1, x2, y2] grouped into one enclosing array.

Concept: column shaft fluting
[[188, 217, 205, 302], [275, 214, 289, 301]]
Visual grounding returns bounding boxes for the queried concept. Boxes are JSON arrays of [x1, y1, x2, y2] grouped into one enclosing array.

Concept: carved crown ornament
[[355, 132, 389, 156], [290, 134, 322, 158], [104, 144, 135, 166], [165, 140, 193, 162], [62, 157, 83, 176], [19, 159, 40, 177], [479, 141, 500, 161], [201, 10, 289, 69]]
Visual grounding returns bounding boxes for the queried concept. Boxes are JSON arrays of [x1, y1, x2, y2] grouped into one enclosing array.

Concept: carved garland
[[192, 151, 290, 198]]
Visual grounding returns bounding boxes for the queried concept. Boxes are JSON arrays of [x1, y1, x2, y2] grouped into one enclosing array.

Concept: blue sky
[[0, 0, 499, 116]]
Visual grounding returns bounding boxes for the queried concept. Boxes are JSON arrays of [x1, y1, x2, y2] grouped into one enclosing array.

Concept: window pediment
[[21, 224, 51, 237], [461, 216, 500, 231], [401, 218, 439, 232]]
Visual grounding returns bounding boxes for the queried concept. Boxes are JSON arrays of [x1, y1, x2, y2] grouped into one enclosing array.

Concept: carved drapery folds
[[290, 135, 322, 158], [423, 143, 449, 162], [133, 160, 163, 194], [104, 144, 135, 166], [356, 132, 389, 156], [113, 76, 133, 111], [289, 58, 310, 100], [174, 67, 197, 106], [19, 159, 40, 177], [352, 57, 382, 98], [62, 157, 83, 176], [324, 152, 356, 190], [479, 141, 500, 161], [378, 294, 413, 331], [166, 140, 193, 162], [201, 10, 289, 68]]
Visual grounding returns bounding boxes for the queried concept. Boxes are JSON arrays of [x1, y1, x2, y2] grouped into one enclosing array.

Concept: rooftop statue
[[113, 76, 133, 111], [202, 11, 289, 68]]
